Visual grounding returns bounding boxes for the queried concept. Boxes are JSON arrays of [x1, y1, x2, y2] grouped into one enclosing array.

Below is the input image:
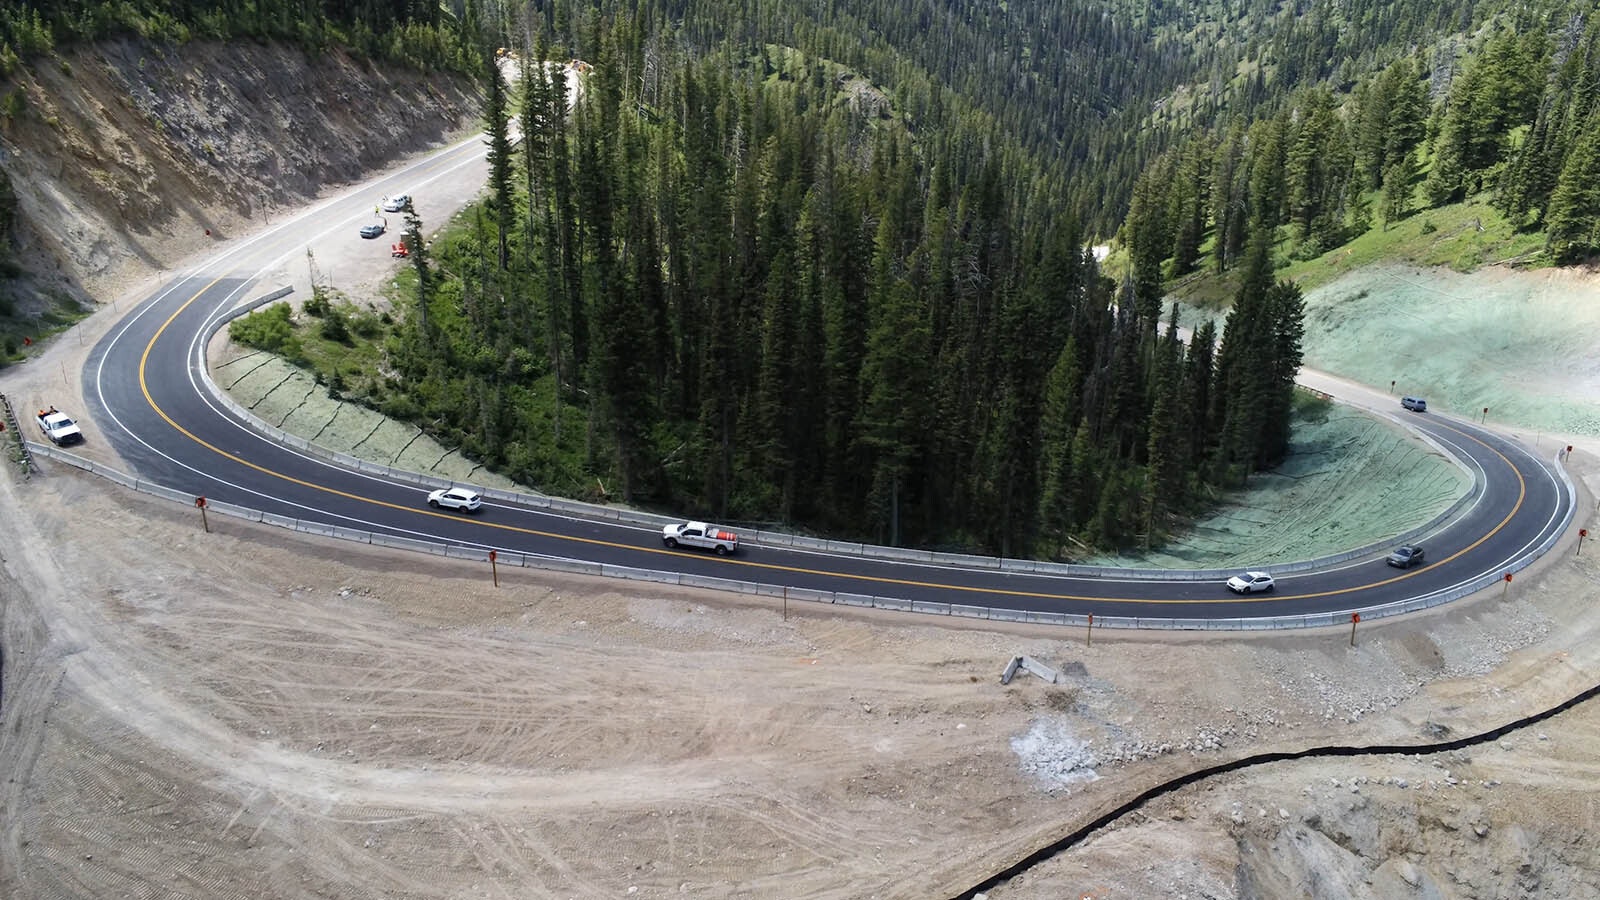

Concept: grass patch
[[1163, 192, 1550, 312], [0, 291, 94, 369], [1280, 194, 1547, 294]]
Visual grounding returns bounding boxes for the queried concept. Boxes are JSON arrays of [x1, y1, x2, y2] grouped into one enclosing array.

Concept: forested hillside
[[245, 7, 1304, 559], [1122, 3, 1600, 289], [11, 0, 1600, 557]]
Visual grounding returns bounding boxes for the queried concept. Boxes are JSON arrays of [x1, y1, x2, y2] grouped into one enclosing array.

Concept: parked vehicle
[[359, 222, 385, 239], [35, 407, 83, 445], [1401, 396, 1427, 412], [382, 194, 410, 213]]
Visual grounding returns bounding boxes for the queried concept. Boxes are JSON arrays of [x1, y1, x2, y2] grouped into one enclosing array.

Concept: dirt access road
[[4, 126, 1600, 898]]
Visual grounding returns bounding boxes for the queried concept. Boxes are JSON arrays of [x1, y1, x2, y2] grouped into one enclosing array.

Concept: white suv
[[427, 487, 482, 512]]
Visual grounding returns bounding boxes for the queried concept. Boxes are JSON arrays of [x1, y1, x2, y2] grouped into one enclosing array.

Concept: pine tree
[[1143, 307, 1189, 544], [1124, 158, 1173, 331], [483, 49, 515, 271], [1210, 232, 1273, 485], [1036, 335, 1083, 557], [1545, 117, 1600, 261], [1247, 112, 1289, 232], [402, 205, 434, 340], [1210, 124, 1249, 273], [1184, 319, 1218, 476], [1381, 150, 1418, 227], [859, 226, 931, 545]]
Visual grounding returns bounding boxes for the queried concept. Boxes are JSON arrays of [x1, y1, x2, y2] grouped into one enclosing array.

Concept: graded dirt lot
[[4, 398, 1600, 898]]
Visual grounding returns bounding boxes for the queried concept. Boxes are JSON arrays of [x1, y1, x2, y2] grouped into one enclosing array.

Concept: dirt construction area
[[4, 284, 1600, 897], [6, 40, 1600, 900]]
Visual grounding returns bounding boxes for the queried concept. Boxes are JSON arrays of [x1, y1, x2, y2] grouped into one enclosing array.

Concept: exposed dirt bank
[[0, 38, 477, 321]]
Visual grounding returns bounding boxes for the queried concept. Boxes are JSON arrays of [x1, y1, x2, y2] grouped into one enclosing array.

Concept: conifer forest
[[10, 0, 1600, 556]]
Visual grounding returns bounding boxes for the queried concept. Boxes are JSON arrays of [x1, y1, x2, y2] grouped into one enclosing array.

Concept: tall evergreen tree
[[1545, 115, 1600, 261], [484, 49, 515, 271], [859, 222, 931, 546], [1381, 149, 1418, 227]]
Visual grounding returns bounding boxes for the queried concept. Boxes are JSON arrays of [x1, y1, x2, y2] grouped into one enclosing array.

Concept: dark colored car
[[1401, 396, 1427, 412], [1387, 545, 1425, 568]]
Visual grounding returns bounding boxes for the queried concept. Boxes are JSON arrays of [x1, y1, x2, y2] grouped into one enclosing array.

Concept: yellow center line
[[141, 281, 1532, 607]]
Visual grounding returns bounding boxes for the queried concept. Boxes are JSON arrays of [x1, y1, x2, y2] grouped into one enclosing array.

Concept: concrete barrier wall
[[23, 440, 1576, 633]]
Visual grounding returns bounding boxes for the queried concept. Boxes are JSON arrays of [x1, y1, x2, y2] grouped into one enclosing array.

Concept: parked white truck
[[36, 407, 83, 445]]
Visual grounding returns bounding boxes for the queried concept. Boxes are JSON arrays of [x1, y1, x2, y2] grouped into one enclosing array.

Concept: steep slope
[[0, 37, 477, 331]]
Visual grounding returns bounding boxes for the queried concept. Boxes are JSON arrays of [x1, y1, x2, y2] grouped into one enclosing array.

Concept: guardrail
[[200, 295, 1487, 582], [23, 440, 1576, 631], [0, 392, 34, 474]]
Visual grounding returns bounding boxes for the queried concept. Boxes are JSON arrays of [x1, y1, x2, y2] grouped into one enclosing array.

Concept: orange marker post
[[1503, 572, 1512, 598], [1580, 529, 1588, 557], [1086, 613, 1093, 648], [195, 495, 209, 533], [1350, 612, 1360, 647], [488, 549, 499, 588]]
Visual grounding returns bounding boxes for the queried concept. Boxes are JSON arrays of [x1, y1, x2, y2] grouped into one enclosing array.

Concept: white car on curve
[[1225, 571, 1275, 594], [428, 486, 482, 512]]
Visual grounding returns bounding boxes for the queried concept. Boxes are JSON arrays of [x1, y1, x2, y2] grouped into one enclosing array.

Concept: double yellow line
[[139, 280, 1528, 607]]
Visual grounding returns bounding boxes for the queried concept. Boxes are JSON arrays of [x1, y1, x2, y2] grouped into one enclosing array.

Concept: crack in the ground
[[224, 354, 278, 390], [248, 372, 298, 411], [218, 350, 270, 383], [218, 349, 264, 368], [951, 682, 1600, 900], [276, 384, 317, 428], [350, 418, 385, 453], [309, 401, 342, 444], [391, 427, 425, 464]]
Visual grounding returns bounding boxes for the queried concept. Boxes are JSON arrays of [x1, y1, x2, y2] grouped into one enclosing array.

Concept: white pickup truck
[[36, 407, 83, 445], [661, 521, 740, 555]]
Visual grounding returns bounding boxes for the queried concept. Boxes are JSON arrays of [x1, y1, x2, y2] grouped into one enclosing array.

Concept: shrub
[[320, 305, 351, 343], [229, 303, 301, 358], [350, 307, 385, 339], [302, 289, 330, 317]]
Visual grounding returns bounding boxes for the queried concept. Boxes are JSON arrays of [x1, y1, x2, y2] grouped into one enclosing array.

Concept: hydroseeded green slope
[[1090, 405, 1470, 568], [1300, 264, 1600, 437]]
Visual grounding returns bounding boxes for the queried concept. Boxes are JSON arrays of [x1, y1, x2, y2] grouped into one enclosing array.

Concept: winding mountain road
[[79, 137, 1574, 624]]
